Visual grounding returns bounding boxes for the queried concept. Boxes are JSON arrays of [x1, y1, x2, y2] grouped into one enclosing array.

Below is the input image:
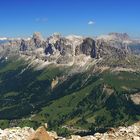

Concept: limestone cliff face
[[0, 32, 140, 67], [75, 38, 97, 58], [20, 39, 28, 51], [33, 32, 43, 48]]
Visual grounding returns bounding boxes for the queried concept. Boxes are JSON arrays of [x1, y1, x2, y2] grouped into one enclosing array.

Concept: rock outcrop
[[0, 127, 34, 140], [0, 122, 140, 140], [70, 123, 140, 140], [130, 92, 140, 105], [51, 77, 59, 89], [29, 126, 53, 140]]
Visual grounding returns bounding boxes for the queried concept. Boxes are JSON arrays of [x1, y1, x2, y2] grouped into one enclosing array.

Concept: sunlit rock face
[[32, 32, 43, 48]]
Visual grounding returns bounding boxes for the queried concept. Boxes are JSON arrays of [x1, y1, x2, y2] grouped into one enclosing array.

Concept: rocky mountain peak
[[108, 32, 130, 41], [97, 32, 130, 42], [33, 32, 43, 40], [32, 32, 43, 48]]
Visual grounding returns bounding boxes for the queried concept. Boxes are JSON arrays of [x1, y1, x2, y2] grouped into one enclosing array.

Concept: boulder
[[71, 135, 81, 140], [48, 131, 58, 139], [29, 126, 53, 140]]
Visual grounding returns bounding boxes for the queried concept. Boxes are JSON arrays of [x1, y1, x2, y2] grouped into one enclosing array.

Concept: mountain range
[[0, 32, 140, 135]]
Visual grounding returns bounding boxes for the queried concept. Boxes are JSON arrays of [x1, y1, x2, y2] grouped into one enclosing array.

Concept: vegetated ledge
[[0, 121, 140, 140]]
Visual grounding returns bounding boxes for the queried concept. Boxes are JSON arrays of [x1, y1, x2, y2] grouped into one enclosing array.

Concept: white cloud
[[88, 20, 95, 25], [35, 18, 48, 23], [0, 37, 7, 40]]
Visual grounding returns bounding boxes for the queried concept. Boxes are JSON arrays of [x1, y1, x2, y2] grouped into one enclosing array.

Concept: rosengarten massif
[[0, 32, 140, 139]]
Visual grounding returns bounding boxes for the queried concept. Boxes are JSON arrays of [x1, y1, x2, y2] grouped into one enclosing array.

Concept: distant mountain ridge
[[0, 32, 140, 69]]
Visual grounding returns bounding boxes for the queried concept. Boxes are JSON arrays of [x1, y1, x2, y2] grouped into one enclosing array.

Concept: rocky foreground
[[0, 122, 140, 140]]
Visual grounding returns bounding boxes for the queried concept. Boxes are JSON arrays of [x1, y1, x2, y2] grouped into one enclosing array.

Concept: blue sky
[[0, 0, 140, 37]]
